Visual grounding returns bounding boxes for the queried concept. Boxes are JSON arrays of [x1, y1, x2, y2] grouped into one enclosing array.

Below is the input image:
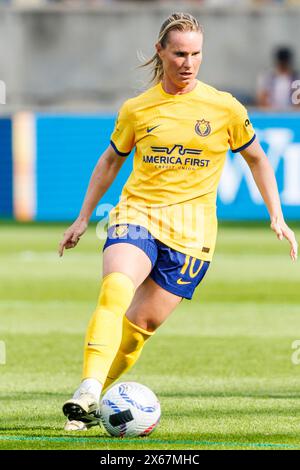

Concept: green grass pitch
[[0, 221, 300, 450]]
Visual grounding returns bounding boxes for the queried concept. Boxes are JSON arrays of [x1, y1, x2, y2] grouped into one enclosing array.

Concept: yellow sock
[[82, 272, 135, 385], [103, 315, 155, 392]]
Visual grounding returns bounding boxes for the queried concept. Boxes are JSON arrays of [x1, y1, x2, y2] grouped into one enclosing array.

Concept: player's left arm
[[241, 137, 298, 261]]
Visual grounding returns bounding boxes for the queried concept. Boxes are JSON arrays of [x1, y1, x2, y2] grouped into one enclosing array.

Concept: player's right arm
[[58, 144, 126, 257]]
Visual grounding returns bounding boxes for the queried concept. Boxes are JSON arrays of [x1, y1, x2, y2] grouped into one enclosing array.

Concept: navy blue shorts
[[103, 224, 210, 300]]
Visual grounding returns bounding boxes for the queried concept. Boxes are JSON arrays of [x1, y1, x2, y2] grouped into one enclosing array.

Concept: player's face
[[156, 30, 203, 92]]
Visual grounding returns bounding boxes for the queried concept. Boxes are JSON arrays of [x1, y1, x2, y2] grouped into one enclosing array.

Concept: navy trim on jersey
[[231, 133, 256, 153], [110, 140, 131, 157]]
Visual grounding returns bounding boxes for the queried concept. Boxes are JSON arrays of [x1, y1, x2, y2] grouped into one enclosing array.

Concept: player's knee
[[144, 319, 160, 333], [126, 309, 161, 335], [120, 315, 156, 353], [97, 272, 135, 315]]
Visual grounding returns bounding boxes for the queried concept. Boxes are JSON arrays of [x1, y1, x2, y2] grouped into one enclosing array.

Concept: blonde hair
[[140, 12, 203, 86]]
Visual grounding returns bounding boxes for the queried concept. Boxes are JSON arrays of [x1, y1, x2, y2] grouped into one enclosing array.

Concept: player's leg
[[81, 242, 153, 383], [63, 242, 153, 429], [102, 243, 210, 392], [103, 276, 182, 392], [63, 224, 157, 429]]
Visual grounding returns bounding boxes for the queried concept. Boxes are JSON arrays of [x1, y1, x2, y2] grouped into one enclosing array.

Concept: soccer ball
[[100, 382, 161, 437]]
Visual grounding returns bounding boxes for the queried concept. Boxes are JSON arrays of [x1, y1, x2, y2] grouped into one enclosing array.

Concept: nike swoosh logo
[[176, 278, 192, 285], [147, 125, 160, 133]]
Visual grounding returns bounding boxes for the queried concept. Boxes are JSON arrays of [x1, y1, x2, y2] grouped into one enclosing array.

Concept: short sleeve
[[228, 97, 256, 153], [110, 101, 135, 157]]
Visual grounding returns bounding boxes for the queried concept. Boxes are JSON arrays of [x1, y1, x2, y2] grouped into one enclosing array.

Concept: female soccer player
[[59, 13, 298, 430]]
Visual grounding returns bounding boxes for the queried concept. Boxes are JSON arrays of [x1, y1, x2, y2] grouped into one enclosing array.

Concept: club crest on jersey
[[112, 225, 129, 238], [195, 119, 211, 137]]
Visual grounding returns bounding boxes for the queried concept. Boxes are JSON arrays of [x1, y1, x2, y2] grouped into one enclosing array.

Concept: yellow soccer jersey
[[109, 80, 255, 261]]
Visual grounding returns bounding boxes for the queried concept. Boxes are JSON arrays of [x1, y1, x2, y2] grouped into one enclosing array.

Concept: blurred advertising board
[[1, 112, 300, 221]]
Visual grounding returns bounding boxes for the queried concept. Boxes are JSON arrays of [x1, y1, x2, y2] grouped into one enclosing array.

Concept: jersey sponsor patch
[[151, 145, 202, 156]]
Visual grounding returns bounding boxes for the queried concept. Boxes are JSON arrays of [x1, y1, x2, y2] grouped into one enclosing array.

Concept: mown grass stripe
[[0, 435, 299, 450]]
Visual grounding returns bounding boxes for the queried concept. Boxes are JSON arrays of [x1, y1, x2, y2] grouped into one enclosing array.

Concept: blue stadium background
[[0, 112, 299, 221]]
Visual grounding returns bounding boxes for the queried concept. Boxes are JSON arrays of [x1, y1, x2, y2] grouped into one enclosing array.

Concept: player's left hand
[[270, 216, 298, 261]]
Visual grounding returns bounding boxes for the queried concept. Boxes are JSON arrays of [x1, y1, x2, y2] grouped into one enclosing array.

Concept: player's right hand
[[270, 216, 298, 262], [59, 218, 88, 257]]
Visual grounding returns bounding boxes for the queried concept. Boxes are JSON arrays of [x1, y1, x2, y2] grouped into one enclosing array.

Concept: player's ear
[[155, 42, 163, 58]]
